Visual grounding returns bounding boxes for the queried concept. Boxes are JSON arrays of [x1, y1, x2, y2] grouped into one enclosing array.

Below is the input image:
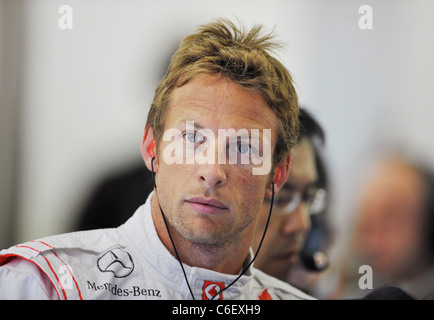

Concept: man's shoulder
[[251, 267, 315, 300], [0, 228, 130, 300], [0, 253, 60, 299], [1, 227, 122, 260]]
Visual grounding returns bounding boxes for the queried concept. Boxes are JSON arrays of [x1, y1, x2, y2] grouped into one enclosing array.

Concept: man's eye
[[184, 131, 204, 143], [237, 143, 251, 154]]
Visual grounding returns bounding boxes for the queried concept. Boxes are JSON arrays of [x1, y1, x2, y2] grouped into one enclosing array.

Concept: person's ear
[[141, 125, 158, 173], [265, 150, 292, 198]]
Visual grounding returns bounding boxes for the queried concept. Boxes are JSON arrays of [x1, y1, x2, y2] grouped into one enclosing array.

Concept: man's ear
[[141, 125, 158, 173], [265, 150, 292, 198]]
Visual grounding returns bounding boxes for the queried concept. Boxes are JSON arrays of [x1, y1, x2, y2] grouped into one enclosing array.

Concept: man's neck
[[150, 195, 252, 275]]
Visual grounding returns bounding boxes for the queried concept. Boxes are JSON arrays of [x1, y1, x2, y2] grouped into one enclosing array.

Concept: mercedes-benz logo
[[97, 247, 134, 278]]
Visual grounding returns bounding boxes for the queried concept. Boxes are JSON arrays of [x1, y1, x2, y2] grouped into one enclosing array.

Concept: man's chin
[[180, 227, 229, 248]]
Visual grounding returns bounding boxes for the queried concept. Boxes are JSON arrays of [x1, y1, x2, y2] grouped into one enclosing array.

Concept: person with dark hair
[[252, 108, 330, 293]]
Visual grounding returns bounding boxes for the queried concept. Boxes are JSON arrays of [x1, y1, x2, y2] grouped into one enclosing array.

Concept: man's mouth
[[185, 197, 228, 214]]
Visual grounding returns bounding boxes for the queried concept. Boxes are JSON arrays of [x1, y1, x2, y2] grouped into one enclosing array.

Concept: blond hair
[[146, 19, 299, 167]]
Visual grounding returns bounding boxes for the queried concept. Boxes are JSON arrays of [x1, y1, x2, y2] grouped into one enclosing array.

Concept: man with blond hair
[[0, 19, 312, 300]]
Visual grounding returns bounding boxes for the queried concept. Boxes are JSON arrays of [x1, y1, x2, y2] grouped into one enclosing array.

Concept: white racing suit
[[0, 192, 314, 300]]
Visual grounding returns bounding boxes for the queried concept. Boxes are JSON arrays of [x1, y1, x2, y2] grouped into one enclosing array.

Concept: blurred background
[[1, 0, 434, 298]]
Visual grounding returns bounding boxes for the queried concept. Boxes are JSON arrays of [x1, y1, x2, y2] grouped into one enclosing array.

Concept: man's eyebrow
[[174, 119, 264, 135], [173, 119, 205, 129]]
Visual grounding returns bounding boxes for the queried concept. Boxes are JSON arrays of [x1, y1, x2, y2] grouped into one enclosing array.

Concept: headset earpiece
[[148, 139, 156, 159], [273, 167, 281, 185]]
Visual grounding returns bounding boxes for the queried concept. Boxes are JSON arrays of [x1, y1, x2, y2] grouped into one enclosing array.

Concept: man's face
[[253, 138, 317, 280], [152, 74, 280, 248]]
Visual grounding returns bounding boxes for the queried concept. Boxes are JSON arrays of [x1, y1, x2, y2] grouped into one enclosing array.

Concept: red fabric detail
[[258, 288, 273, 300]]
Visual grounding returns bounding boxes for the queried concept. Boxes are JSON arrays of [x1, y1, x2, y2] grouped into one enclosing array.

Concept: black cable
[[150, 157, 196, 300]]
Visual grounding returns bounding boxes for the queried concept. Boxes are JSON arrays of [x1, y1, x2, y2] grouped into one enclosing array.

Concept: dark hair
[[298, 108, 325, 145], [297, 108, 333, 253], [298, 107, 328, 191]]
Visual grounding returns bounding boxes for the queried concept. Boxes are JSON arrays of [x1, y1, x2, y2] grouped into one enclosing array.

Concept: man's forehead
[[165, 74, 278, 131]]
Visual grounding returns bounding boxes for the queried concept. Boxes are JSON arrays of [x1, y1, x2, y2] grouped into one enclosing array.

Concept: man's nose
[[197, 163, 227, 188]]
